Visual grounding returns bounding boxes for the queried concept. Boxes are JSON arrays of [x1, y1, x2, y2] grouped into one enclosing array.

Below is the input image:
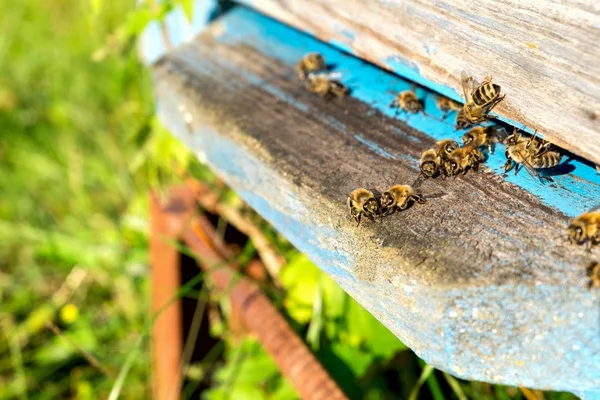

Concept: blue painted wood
[[236, 0, 600, 167], [148, 5, 600, 397], [214, 6, 598, 218]]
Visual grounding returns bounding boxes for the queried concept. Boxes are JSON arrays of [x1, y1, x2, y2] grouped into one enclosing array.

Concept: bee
[[443, 145, 485, 177], [587, 262, 600, 289], [296, 52, 327, 80], [390, 90, 423, 114], [380, 185, 427, 216], [347, 188, 382, 226], [504, 129, 561, 180], [568, 206, 600, 251], [436, 96, 462, 119], [460, 72, 505, 125], [462, 126, 502, 154], [419, 139, 459, 179], [305, 72, 348, 99], [455, 107, 473, 130]]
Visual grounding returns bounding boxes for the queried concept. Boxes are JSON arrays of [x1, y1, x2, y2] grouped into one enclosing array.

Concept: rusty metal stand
[[150, 185, 348, 400]]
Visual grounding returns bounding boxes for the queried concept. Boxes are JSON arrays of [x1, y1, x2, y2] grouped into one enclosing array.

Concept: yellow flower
[[60, 303, 79, 324]]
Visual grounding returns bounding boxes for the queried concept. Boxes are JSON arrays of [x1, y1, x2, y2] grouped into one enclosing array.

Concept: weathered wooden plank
[[237, 0, 600, 166], [151, 7, 600, 396]]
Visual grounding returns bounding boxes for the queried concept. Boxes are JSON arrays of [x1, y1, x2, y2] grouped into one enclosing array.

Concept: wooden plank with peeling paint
[[237, 0, 600, 166], [150, 6, 600, 397]]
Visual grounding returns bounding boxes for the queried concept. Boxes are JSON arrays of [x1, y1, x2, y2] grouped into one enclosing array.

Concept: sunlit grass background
[[0, 1, 579, 399]]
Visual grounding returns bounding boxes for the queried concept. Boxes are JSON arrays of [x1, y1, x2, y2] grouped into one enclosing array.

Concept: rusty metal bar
[[150, 188, 198, 400], [182, 212, 348, 400], [151, 184, 347, 399]]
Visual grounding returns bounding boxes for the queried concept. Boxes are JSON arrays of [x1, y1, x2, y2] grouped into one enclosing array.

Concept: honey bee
[[347, 188, 382, 226], [462, 126, 502, 153], [587, 262, 600, 289], [380, 185, 427, 216], [390, 90, 423, 114], [305, 72, 348, 99], [455, 107, 472, 130], [419, 139, 459, 179], [504, 129, 561, 181], [443, 145, 485, 177], [460, 72, 505, 125], [296, 52, 327, 80], [436, 96, 462, 119], [568, 206, 600, 251]]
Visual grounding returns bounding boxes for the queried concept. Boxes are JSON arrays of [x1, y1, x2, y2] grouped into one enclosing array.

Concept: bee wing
[[589, 204, 600, 212], [460, 71, 474, 101], [411, 175, 426, 189], [515, 150, 540, 179]]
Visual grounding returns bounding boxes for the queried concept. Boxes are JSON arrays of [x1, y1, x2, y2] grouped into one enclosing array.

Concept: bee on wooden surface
[[296, 52, 327, 80], [460, 72, 505, 125], [380, 184, 427, 216], [568, 206, 600, 251], [436, 96, 462, 119], [503, 129, 561, 181], [390, 90, 423, 115], [305, 72, 348, 100], [347, 188, 382, 226], [443, 145, 485, 177], [462, 126, 503, 154], [587, 262, 600, 289], [419, 139, 459, 179]]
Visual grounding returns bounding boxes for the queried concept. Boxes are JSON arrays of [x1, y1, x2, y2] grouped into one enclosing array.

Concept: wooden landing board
[[151, 7, 600, 396], [238, 0, 600, 167]]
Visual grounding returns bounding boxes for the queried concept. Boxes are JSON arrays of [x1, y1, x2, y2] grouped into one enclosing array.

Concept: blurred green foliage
[[0, 0, 193, 398], [0, 0, 580, 399]]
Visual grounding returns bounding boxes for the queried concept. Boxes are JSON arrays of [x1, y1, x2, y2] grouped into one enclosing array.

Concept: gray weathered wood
[[151, 10, 600, 395], [239, 0, 600, 165]]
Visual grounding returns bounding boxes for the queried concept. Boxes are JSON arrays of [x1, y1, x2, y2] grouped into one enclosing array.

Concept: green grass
[[0, 1, 581, 399], [0, 1, 168, 398]]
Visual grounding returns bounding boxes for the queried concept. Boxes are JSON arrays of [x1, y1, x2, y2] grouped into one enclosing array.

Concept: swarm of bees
[[293, 53, 594, 287], [347, 184, 428, 226], [296, 52, 348, 100]]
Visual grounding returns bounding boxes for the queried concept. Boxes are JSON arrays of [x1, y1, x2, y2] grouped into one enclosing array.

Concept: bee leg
[[414, 195, 428, 204], [355, 213, 362, 227], [488, 143, 494, 154], [504, 159, 513, 173], [442, 110, 448, 120], [514, 164, 521, 176], [366, 213, 376, 224]]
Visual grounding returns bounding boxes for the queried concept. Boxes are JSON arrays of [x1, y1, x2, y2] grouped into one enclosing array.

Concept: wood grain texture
[[238, 0, 600, 165], [151, 8, 600, 394]]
